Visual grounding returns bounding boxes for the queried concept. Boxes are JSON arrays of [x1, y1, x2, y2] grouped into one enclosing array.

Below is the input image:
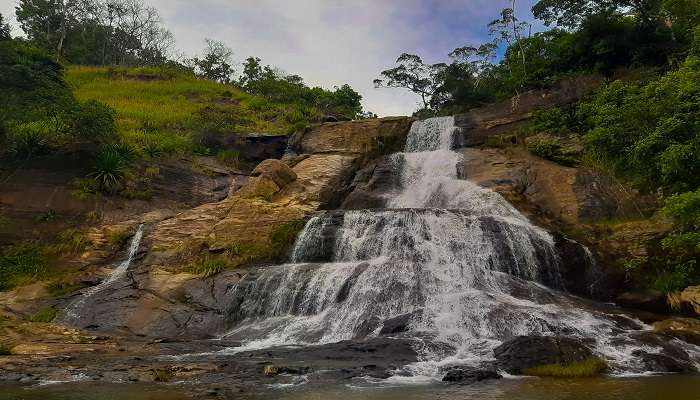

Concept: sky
[[0, 0, 539, 116]]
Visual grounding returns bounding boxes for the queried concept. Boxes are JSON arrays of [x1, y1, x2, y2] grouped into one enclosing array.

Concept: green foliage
[[68, 100, 117, 141], [268, 220, 307, 262], [0, 13, 10, 41], [5, 121, 56, 158], [192, 39, 235, 84], [29, 307, 57, 323], [49, 229, 89, 255], [0, 243, 48, 291], [90, 147, 130, 194], [0, 344, 12, 356], [581, 58, 700, 193], [531, 106, 584, 135], [523, 358, 608, 377], [108, 229, 132, 250], [217, 150, 241, 167], [187, 256, 236, 278], [527, 140, 579, 166]]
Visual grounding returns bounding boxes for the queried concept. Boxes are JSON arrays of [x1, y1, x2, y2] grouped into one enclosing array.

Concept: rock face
[[453, 75, 603, 147], [493, 336, 595, 374], [62, 117, 415, 339], [289, 116, 414, 157]]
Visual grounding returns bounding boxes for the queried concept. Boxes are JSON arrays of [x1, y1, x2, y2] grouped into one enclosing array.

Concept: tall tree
[[192, 39, 235, 84], [532, 0, 664, 28], [374, 53, 445, 110], [0, 13, 11, 40]]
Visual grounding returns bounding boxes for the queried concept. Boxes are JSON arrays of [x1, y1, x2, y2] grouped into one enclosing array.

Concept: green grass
[[0, 243, 49, 291], [66, 66, 300, 159], [523, 358, 608, 378], [29, 307, 57, 323], [48, 229, 89, 255]]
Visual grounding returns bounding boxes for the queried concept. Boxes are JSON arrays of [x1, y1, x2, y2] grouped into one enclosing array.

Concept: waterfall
[[62, 224, 144, 322], [222, 117, 696, 378]]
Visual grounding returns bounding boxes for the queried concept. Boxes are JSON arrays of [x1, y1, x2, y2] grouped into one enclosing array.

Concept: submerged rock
[[442, 367, 502, 384], [493, 336, 594, 374]]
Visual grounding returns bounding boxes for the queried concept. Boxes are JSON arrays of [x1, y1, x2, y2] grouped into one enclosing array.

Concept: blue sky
[[1, 0, 540, 116]]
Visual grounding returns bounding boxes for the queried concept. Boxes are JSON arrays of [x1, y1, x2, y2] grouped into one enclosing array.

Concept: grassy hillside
[[66, 66, 310, 159]]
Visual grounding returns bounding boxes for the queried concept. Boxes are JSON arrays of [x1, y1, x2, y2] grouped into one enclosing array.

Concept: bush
[[528, 140, 579, 167], [90, 147, 130, 194], [0, 243, 48, 291], [656, 190, 700, 292], [6, 121, 56, 158], [68, 100, 117, 141]]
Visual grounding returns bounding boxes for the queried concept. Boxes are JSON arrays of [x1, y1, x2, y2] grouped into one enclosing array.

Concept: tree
[[0, 13, 11, 40], [489, 5, 531, 94], [532, 0, 664, 28], [192, 39, 235, 84], [239, 56, 262, 87], [374, 53, 445, 110]]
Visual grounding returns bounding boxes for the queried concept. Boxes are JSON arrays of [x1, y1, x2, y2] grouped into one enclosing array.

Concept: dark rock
[[628, 331, 697, 373], [553, 233, 617, 301], [617, 291, 672, 315], [632, 351, 696, 374], [442, 367, 502, 384], [379, 312, 416, 335], [493, 336, 594, 374], [342, 156, 402, 210]]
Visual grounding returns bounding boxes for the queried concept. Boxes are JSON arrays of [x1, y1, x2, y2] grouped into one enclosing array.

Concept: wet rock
[[617, 291, 672, 315], [629, 331, 697, 373], [493, 336, 594, 374], [379, 313, 415, 335], [442, 367, 502, 384], [336, 263, 370, 303], [654, 318, 700, 345]]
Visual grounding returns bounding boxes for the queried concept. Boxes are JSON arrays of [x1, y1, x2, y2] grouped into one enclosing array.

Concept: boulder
[[379, 313, 414, 335], [653, 318, 700, 346], [442, 367, 501, 384], [616, 291, 672, 315], [251, 159, 297, 188], [680, 286, 700, 316], [493, 336, 594, 374]]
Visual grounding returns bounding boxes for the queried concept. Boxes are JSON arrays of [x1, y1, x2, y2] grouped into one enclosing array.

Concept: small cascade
[[63, 224, 144, 322], [220, 117, 698, 378]]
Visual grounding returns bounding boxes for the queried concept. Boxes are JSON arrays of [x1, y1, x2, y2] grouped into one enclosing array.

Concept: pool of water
[[1, 376, 699, 400]]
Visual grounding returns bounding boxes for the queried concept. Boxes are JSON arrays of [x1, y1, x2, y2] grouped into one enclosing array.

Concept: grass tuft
[[523, 357, 608, 378], [0, 344, 12, 356], [29, 307, 57, 323], [151, 368, 175, 382]]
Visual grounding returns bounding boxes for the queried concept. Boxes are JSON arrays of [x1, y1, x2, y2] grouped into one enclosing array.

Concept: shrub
[[523, 358, 608, 377], [108, 229, 133, 250], [6, 121, 56, 158], [0, 243, 48, 291], [528, 140, 579, 167], [90, 147, 129, 193], [68, 100, 117, 141], [29, 307, 57, 323], [531, 106, 584, 136]]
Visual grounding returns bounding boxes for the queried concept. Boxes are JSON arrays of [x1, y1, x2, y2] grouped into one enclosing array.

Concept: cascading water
[[62, 224, 144, 323], [221, 117, 698, 378]]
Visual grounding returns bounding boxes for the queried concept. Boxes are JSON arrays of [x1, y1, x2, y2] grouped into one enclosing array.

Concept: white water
[[63, 224, 144, 322], [219, 117, 697, 378]]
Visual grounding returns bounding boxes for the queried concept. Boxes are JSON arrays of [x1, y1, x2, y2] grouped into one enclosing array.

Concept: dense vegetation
[[377, 0, 700, 293]]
